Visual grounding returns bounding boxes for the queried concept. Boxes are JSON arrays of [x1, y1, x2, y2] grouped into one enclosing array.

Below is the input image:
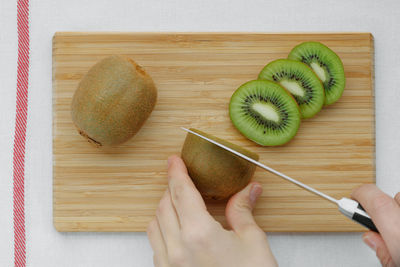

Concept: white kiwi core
[[310, 62, 327, 82], [280, 80, 304, 97], [252, 102, 280, 123]]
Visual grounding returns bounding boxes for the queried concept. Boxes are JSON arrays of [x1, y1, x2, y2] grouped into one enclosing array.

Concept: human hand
[[352, 184, 400, 267], [147, 155, 277, 267]]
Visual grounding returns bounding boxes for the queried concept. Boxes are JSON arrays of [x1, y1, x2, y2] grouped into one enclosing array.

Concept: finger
[[225, 182, 263, 238], [156, 189, 181, 249], [363, 231, 395, 267], [167, 155, 213, 228], [147, 219, 169, 267], [394, 192, 400, 206], [352, 184, 400, 260]]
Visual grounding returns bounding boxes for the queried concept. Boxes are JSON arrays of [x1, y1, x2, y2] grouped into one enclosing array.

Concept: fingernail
[[363, 234, 377, 251], [249, 184, 262, 205]]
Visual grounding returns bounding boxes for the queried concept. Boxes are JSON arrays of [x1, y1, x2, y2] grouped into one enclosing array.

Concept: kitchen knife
[[181, 127, 378, 233]]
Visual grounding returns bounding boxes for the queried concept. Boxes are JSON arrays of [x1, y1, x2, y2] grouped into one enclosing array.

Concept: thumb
[[225, 182, 263, 237], [363, 231, 395, 267]]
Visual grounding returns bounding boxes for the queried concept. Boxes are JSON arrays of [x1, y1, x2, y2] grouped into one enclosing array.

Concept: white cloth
[[2, 0, 400, 266]]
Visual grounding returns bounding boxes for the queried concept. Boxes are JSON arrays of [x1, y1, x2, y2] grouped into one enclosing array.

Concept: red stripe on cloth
[[13, 0, 30, 266]]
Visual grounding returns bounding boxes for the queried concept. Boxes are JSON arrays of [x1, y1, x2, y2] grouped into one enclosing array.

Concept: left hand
[[147, 155, 277, 267]]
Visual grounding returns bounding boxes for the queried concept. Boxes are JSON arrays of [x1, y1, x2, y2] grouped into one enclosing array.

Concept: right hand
[[352, 184, 400, 267]]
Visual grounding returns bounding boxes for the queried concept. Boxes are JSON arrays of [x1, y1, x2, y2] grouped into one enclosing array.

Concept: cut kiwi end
[[229, 80, 301, 146], [288, 42, 345, 106], [181, 128, 259, 200], [258, 59, 325, 119]]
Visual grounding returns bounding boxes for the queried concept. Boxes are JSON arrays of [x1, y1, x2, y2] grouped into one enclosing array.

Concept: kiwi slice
[[258, 59, 325, 119], [288, 42, 345, 105], [229, 80, 301, 146]]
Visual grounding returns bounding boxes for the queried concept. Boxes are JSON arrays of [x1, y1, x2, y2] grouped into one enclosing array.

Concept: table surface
[[1, 0, 399, 266]]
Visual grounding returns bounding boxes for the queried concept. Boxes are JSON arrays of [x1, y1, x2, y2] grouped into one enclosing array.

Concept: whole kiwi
[[71, 55, 157, 146], [181, 128, 259, 200]]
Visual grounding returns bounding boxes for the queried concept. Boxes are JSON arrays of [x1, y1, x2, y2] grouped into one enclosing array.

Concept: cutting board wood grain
[[53, 32, 375, 232]]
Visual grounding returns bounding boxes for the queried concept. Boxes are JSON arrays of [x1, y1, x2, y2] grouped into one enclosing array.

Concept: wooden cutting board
[[53, 32, 375, 232]]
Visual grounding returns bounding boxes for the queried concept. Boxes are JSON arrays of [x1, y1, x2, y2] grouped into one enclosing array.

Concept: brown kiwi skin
[[181, 128, 259, 200], [71, 55, 157, 146]]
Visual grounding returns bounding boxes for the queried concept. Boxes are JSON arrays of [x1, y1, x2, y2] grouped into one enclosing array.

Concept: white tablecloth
[[2, 0, 399, 266]]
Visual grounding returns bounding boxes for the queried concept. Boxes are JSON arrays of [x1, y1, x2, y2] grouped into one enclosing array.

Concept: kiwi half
[[288, 42, 345, 105], [229, 80, 301, 146], [181, 128, 259, 200], [258, 59, 325, 119]]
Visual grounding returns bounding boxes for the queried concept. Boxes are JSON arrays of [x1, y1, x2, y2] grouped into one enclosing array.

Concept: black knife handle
[[352, 211, 379, 233], [338, 197, 379, 233]]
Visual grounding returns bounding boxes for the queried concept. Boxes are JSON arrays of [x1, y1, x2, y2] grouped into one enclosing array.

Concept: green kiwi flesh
[[258, 59, 325, 119], [229, 80, 301, 146], [288, 42, 345, 105], [181, 128, 259, 200]]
